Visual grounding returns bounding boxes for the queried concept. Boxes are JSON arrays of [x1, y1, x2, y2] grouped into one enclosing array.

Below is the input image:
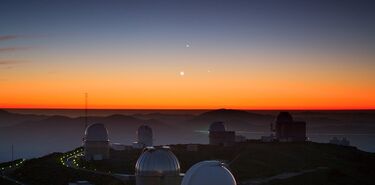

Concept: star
[[180, 71, 185, 76]]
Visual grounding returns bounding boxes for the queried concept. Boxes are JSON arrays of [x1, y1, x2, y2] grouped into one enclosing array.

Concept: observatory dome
[[276, 112, 294, 123], [181, 160, 237, 185], [84, 123, 109, 141], [137, 125, 153, 147], [209, 122, 226, 132], [135, 146, 180, 176], [138, 125, 153, 138]]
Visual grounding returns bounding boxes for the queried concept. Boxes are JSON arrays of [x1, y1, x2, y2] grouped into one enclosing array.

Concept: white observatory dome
[[181, 160, 237, 185], [84, 123, 109, 141], [135, 146, 180, 176], [209, 122, 226, 132]]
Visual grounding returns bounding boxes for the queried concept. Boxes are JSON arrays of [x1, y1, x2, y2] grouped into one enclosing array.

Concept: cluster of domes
[[134, 146, 236, 185], [83, 123, 238, 185], [81, 111, 308, 185]]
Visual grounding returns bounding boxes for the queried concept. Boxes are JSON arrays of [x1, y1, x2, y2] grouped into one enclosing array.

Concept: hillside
[[4, 141, 374, 185], [8, 153, 124, 185], [1, 109, 375, 162]]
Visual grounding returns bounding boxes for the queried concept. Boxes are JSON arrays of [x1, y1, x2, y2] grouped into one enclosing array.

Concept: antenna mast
[[85, 92, 88, 129], [11, 144, 14, 161]]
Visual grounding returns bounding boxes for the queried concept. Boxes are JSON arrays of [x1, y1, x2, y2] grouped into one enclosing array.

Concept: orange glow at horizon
[[1, 51, 375, 110]]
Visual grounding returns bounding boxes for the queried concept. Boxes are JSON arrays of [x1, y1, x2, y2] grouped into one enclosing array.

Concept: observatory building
[[273, 112, 306, 142], [181, 160, 237, 185], [83, 123, 110, 160], [133, 125, 153, 148], [209, 122, 235, 146], [135, 146, 182, 185]]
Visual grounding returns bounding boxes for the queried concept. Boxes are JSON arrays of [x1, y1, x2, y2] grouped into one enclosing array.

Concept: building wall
[[209, 131, 235, 146], [276, 121, 306, 142], [136, 175, 182, 185], [138, 127, 153, 147], [138, 134, 153, 147], [84, 141, 110, 160]]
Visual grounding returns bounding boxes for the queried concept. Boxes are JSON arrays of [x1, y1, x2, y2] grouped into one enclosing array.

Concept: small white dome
[[209, 122, 226, 132], [135, 146, 180, 176], [181, 160, 237, 185], [84, 123, 109, 142]]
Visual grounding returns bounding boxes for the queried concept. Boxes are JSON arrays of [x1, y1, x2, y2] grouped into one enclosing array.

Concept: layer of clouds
[[0, 35, 20, 41], [0, 35, 38, 52], [0, 46, 32, 52], [0, 35, 38, 41], [0, 59, 26, 66]]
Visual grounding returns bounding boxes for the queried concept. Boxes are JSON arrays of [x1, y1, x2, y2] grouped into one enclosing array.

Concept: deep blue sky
[[1, 0, 374, 52]]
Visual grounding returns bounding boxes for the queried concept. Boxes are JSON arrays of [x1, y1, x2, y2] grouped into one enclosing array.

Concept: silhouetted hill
[[193, 109, 269, 120], [189, 109, 273, 131], [132, 112, 194, 125], [1, 109, 375, 161], [103, 114, 140, 122], [8, 142, 375, 185], [0, 109, 47, 127], [10, 152, 124, 185]]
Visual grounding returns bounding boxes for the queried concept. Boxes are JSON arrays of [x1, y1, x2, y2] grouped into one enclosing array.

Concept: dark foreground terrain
[[1, 141, 375, 185]]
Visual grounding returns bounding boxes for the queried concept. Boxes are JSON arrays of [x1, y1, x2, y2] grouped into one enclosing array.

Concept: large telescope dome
[[181, 160, 237, 185], [209, 122, 226, 132], [276, 112, 294, 123], [135, 146, 180, 176], [84, 123, 109, 142]]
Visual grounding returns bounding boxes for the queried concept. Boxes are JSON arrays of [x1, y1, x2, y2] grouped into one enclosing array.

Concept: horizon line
[[1, 107, 375, 111]]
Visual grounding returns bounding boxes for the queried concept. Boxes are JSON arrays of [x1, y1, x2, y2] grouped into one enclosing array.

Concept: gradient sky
[[0, 0, 375, 109]]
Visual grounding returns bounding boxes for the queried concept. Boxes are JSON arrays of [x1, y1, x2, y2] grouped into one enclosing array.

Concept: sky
[[0, 0, 375, 109]]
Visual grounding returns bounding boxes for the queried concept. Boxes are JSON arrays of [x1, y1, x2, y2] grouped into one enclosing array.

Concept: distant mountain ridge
[[0, 109, 48, 127], [1, 109, 375, 162], [189, 109, 274, 130], [193, 108, 270, 120]]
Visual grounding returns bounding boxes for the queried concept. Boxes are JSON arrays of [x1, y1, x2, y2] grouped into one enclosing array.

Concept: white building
[[110, 143, 127, 151], [209, 122, 235, 146], [133, 125, 153, 148], [83, 123, 110, 161], [138, 125, 153, 147]]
